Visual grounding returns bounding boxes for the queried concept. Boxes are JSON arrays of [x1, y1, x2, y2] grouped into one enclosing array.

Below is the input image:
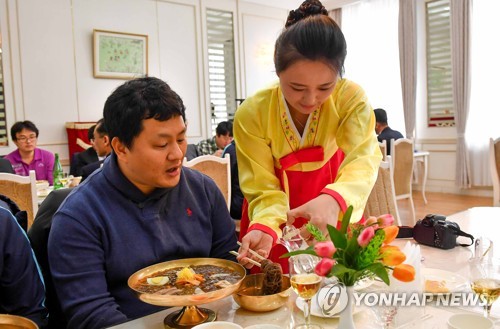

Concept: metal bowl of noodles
[[0, 314, 39, 329], [233, 273, 292, 312], [128, 257, 246, 307]]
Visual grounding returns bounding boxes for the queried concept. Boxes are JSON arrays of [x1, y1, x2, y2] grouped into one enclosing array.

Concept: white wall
[[0, 0, 286, 164]]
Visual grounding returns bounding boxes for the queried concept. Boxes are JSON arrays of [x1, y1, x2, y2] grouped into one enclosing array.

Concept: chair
[[28, 188, 73, 329], [379, 140, 387, 161], [0, 170, 38, 228], [183, 154, 231, 209], [391, 138, 416, 225], [364, 156, 401, 226], [490, 137, 500, 207]]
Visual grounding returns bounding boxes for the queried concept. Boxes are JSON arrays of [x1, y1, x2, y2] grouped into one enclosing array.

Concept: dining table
[[109, 207, 500, 329]]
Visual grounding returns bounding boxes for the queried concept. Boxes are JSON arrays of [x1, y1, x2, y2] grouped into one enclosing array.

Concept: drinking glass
[[469, 257, 500, 318], [289, 255, 323, 329]]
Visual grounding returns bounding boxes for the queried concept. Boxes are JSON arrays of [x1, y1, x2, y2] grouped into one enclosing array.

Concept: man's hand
[[213, 149, 223, 157], [286, 194, 340, 242], [237, 230, 273, 269]]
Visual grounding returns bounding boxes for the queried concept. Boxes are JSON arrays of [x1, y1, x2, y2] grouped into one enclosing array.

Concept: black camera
[[413, 214, 473, 249]]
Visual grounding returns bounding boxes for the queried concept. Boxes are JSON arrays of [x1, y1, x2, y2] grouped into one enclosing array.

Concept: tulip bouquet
[[283, 206, 415, 287]]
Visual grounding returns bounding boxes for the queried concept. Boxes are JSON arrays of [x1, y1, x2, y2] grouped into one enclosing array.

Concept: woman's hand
[[237, 230, 273, 269], [286, 194, 340, 240]]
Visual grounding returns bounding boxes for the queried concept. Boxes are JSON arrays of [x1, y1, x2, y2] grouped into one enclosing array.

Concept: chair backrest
[[490, 137, 500, 206], [28, 187, 73, 329], [183, 154, 231, 209], [364, 156, 401, 225], [391, 138, 414, 197], [0, 170, 38, 228], [379, 140, 387, 161]]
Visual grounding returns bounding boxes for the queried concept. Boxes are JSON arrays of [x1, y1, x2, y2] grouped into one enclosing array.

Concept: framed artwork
[[93, 29, 148, 79]]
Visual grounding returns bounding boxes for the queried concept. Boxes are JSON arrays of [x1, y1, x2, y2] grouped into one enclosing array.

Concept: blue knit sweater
[[48, 153, 238, 329], [0, 207, 48, 327]]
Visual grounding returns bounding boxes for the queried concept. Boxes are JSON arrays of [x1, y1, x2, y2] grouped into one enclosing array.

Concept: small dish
[[244, 325, 282, 329], [0, 314, 39, 329], [448, 313, 493, 329], [423, 268, 468, 294], [233, 273, 291, 312], [192, 321, 243, 329]]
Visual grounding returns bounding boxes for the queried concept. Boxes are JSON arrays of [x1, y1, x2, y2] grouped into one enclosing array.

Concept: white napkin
[[392, 241, 424, 326]]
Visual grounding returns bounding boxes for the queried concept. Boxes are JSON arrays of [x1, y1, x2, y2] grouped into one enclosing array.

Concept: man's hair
[[87, 124, 96, 141], [94, 118, 108, 137], [103, 77, 186, 149], [374, 108, 388, 125], [10, 121, 39, 141], [216, 121, 233, 137]]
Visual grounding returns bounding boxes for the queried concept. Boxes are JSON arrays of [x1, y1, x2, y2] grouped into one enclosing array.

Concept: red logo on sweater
[[186, 208, 192, 216]]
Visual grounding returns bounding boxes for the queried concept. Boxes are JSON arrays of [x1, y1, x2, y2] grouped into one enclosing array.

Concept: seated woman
[[4, 120, 55, 185]]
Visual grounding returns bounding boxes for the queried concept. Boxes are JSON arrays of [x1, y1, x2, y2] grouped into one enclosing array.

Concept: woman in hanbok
[[235, 0, 382, 272]]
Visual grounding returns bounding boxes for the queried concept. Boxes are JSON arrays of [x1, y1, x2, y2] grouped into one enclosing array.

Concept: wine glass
[[469, 257, 500, 318], [289, 255, 323, 329]]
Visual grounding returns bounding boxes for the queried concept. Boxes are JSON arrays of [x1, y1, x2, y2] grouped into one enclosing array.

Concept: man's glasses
[[16, 135, 37, 143]]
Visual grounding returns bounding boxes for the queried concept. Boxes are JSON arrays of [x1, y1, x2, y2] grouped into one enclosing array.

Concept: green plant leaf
[[364, 262, 390, 285], [281, 248, 317, 258], [340, 205, 353, 235], [306, 223, 327, 242], [327, 224, 347, 249]]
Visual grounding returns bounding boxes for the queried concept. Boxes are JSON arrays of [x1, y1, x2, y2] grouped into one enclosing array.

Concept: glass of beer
[[289, 255, 322, 329]]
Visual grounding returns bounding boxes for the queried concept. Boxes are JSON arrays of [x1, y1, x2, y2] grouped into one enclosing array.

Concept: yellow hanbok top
[[234, 78, 382, 239]]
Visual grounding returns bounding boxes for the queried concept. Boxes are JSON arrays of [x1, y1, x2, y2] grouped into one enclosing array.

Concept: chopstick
[[229, 251, 261, 268], [236, 241, 266, 261]]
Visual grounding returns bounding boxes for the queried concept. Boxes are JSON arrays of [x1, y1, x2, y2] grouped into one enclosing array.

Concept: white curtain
[[341, 0, 404, 134], [451, 0, 472, 189], [467, 0, 500, 186], [398, 0, 417, 139]]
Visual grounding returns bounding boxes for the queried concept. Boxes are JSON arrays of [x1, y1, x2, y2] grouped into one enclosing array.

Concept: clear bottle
[[53, 153, 64, 189]]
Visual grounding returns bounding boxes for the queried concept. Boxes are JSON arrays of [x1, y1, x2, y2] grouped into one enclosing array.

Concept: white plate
[[422, 268, 468, 293]]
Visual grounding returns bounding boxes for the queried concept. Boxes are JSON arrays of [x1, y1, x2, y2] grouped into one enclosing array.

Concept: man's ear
[[111, 137, 128, 162]]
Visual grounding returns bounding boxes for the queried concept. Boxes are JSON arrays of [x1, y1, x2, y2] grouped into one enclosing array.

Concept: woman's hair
[[274, 0, 347, 76]]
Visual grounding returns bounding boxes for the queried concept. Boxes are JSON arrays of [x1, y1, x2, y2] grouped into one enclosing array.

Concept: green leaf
[[281, 248, 317, 258], [344, 235, 360, 268], [340, 205, 353, 235], [306, 223, 327, 242], [364, 262, 390, 285], [327, 224, 347, 249]]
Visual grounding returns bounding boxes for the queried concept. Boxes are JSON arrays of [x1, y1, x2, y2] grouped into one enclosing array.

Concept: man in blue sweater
[[374, 108, 404, 155], [0, 205, 48, 327], [48, 77, 239, 329]]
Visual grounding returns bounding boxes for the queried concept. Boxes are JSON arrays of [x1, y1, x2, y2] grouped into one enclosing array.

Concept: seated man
[[0, 205, 48, 327], [81, 119, 112, 181], [70, 124, 98, 177], [222, 140, 243, 219], [5, 120, 55, 184], [374, 108, 404, 155], [196, 121, 233, 157], [48, 77, 238, 329]]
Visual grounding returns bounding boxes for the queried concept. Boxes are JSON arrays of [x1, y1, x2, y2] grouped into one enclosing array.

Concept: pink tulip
[[314, 241, 336, 258], [357, 226, 375, 247], [315, 257, 335, 276], [365, 216, 378, 229], [377, 214, 394, 228]]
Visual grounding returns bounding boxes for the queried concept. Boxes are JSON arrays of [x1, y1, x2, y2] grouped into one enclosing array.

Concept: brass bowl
[[128, 258, 246, 307], [233, 274, 291, 312], [0, 314, 39, 329]]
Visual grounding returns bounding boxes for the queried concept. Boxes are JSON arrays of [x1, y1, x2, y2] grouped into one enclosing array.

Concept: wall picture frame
[[93, 29, 148, 79]]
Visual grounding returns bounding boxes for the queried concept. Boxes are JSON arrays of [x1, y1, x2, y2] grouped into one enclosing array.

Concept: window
[[426, 0, 454, 127], [206, 9, 237, 136]]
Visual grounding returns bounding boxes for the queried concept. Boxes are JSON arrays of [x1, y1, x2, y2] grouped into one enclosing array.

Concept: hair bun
[[285, 0, 328, 28]]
